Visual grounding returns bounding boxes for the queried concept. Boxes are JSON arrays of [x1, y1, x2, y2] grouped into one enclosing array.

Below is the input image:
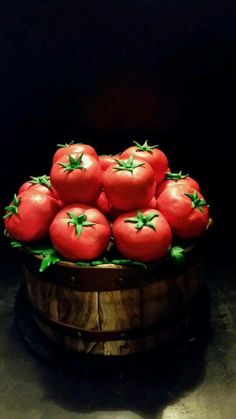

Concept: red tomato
[[98, 155, 117, 171], [50, 152, 103, 204], [155, 171, 200, 197], [156, 185, 209, 239], [52, 142, 98, 164], [18, 175, 59, 199], [93, 190, 111, 215], [146, 195, 157, 209], [4, 191, 60, 242], [120, 140, 168, 184], [50, 204, 111, 260], [103, 157, 156, 211], [112, 209, 172, 262]]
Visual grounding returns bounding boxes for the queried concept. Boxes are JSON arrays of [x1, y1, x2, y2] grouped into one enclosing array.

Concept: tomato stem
[[184, 190, 208, 212], [133, 139, 159, 154], [29, 175, 51, 188], [113, 157, 145, 174], [3, 194, 21, 219], [58, 153, 86, 172], [67, 212, 96, 237], [165, 170, 189, 180], [125, 210, 158, 230], [57, 140, 76, 148]]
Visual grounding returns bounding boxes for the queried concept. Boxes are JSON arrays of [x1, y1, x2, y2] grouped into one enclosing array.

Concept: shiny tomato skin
[[112, 209, 172, 262], [4, 191, 60, 242], [120, 146, 168, 184], [146, 195, 157, 209], [93, 190, 111, 215], [52, 143, 98, 164], [156, 185, 209, 239], [19, 181, 50, 195], [18, 181, 60, 201], [103, 159, 156, 211], [50, 152, 103, 204], [155, 176, 200, 197], [98, 155, 117, 171], [49, 204, 111, 260]]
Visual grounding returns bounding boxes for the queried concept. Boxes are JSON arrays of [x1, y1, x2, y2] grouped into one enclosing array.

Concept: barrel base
[[15, 285, 211, 376]]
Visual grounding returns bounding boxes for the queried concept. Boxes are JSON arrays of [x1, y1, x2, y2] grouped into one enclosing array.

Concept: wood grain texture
[[142, 264, 201, 326], [98, 289, 141, 355], [24, 259, 202, 355]]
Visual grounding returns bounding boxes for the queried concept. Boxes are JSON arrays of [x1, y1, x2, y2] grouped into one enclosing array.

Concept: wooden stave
[[24, 256, 203, 355]]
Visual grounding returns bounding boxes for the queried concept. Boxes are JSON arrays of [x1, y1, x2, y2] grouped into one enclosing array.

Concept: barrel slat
[[56, 288, 99, 330], [98, 289, 141, 355], [23, 256, 203, 355]]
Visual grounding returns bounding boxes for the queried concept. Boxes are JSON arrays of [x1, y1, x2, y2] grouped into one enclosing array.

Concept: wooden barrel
[[21, 237, 208, 356]]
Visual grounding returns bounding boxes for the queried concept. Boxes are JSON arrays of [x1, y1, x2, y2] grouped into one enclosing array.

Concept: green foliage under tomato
[[9, 238, 187, 273]]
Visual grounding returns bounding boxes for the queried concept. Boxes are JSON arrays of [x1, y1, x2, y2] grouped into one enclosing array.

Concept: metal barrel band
[[27, 290, 198, 342], [22, 254, 200, 293]]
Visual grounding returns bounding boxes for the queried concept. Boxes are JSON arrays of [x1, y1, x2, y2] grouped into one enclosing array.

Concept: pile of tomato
[[3, 140, 210, 263]]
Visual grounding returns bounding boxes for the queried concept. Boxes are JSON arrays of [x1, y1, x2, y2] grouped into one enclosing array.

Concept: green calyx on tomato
[[125, 210, 159, 231], [58, 153, 86, 172], [165, 170, 189, 180], [57, 140, 75, 147], [29, 175, 51, 188], [133, 140, 159, 154], [113, 157, 145, 174], [184, 190, 208, 213], [67, 212, 96, 237], [4, 194, 21, 219]]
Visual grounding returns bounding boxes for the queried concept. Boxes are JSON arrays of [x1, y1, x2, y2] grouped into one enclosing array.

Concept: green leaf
[[39, 249, 61, 272], [111, 259, 147, 269], [25, 244, 53, 255], [10, 241, 22, 248], [170, 246, 185, 266], [111, 259, 133, 265], [129, 261, 147, 269], [91, 257, 109, 266], [75, 261, 91, 266], [90, 260, 105, 266]]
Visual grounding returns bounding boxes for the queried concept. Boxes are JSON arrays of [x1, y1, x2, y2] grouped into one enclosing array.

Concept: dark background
[[0, 0, 235, 258]]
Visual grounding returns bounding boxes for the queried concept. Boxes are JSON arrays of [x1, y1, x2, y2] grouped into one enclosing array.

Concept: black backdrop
[[1, 1, 235, 257]]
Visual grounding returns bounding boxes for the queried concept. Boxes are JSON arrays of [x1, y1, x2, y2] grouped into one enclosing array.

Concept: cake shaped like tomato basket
[[3, 140, 212, 356]]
